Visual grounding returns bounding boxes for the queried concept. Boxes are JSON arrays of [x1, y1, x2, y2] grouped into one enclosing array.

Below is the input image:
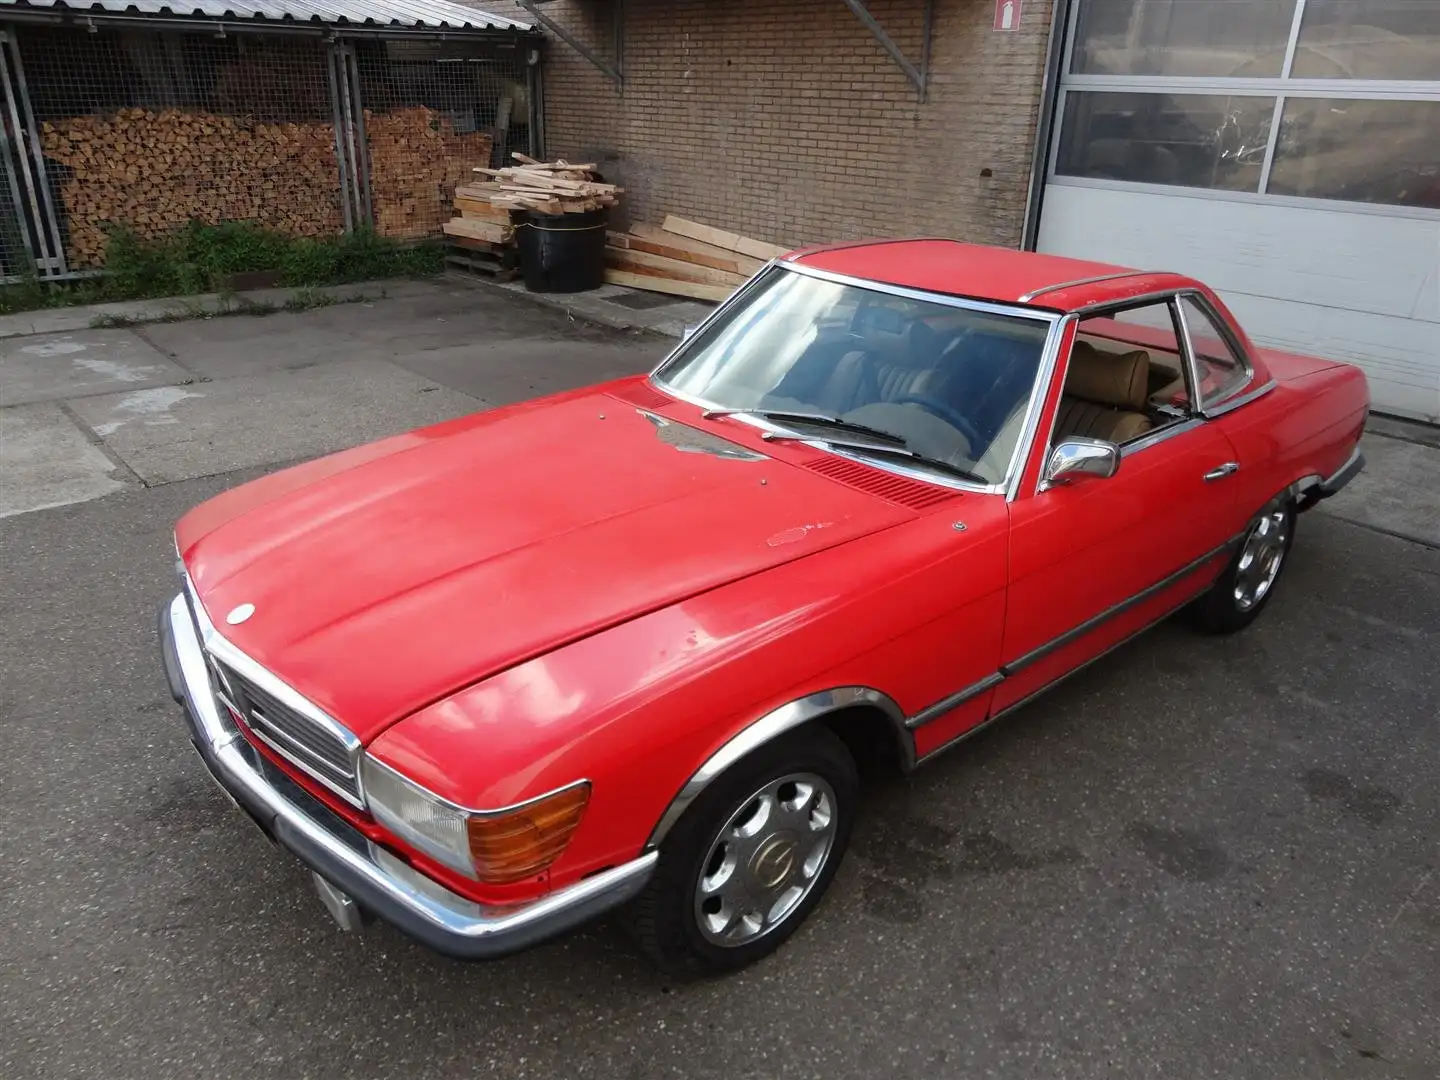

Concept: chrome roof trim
[[1017, 269, 1147, 304]]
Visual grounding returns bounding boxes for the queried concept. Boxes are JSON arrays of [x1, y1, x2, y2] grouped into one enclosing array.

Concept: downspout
[[1020, 0, 1073, 251]]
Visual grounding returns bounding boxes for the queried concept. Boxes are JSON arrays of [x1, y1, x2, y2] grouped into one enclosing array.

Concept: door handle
[[1203, 462, 1240, 481]]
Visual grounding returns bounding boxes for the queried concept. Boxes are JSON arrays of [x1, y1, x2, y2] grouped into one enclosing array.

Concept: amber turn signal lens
[[466, 783, 591, 885]]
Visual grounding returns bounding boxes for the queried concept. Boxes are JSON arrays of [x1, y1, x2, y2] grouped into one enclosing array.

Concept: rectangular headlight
[[362, 756, 590, 885], [361, 757, 474, 876]]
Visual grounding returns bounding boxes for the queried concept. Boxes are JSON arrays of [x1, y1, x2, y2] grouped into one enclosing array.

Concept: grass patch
[[1, 221, 443, 316]]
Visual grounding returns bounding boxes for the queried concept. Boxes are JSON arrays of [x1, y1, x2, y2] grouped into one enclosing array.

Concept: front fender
[[367, 502, 1009, 891]]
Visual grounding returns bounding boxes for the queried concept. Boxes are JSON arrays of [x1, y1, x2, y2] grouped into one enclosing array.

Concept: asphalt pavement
[[1, 280, 1437, 1080]]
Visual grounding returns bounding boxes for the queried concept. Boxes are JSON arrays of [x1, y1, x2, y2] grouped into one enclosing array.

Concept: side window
[[1179, 295, 1252, 410], [1080, 301, 1193, 416]]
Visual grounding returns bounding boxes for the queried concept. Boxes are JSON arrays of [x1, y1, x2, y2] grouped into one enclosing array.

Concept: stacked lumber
[[472, 153, 621, 214], [366, 107, 494, 241], [442, 182, 518, 281], [40, 108, 342, 267], [602, 215, 790, 302]]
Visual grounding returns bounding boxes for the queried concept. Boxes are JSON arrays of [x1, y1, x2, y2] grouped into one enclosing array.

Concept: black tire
[[1189, 495, 1297, 634], [628, 726, 859, 978]]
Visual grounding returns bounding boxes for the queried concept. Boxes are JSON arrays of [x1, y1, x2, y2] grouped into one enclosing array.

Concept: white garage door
[[1035, 0, 1440, 424]]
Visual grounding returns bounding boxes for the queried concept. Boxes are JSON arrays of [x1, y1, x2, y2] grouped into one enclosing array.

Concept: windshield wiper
[[704, 408, 908, 447]]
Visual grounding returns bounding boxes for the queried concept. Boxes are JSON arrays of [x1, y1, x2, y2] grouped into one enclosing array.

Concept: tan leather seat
[[1054, 341, 1154, 445]]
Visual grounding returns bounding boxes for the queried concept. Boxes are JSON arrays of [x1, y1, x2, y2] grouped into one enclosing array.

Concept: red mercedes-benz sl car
[[160, 240, 1368, 976]]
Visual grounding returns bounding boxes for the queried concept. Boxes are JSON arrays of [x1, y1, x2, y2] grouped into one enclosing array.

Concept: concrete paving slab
[[67, 358, 480, 485], [392, 337, 667, 405], [139, 312, 362, 378], [0, 329, 191, 406], [0, 403, 134, 518], [1318, 432, 1440, 547], [482, 276, 715, 340]]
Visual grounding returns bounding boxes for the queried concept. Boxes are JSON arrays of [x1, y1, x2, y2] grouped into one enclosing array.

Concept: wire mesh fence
[[0, 20, 536, 277], [355, 37, 532, 240]]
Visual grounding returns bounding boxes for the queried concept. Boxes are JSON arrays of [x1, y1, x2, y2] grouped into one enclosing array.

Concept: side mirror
[[1044, 436, 1120, 487]]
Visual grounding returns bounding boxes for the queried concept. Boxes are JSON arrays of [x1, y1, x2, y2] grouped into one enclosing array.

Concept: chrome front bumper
[[158, 591, 657, 960]]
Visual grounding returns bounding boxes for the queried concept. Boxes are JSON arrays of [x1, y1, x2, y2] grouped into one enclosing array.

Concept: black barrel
[[512, 207, 609, 293]]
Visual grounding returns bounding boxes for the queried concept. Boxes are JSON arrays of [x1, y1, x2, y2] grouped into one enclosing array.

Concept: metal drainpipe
[[1020, 0, 1074, 252]]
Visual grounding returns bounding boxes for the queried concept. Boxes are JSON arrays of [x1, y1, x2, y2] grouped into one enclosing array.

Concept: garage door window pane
[[1071, 0, 1297, 76], [1268, 98, 1440, 209], [1293, 0, 1440, 79], [1056, 92, 1275, 192]]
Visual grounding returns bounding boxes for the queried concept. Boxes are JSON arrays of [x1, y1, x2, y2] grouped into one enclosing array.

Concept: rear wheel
[[629, 727, 858, 978], [1190, 496, 1296, 633]]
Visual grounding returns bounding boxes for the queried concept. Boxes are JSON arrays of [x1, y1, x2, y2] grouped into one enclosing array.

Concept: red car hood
[[180, 383, 911, 741]]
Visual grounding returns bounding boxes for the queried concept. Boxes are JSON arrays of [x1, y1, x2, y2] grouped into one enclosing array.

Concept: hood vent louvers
[[611, 382, 673, 410], [802, 456, 960, 509]]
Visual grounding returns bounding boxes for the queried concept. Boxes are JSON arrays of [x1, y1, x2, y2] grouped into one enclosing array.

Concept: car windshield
[[655, 267, 1054, 487]]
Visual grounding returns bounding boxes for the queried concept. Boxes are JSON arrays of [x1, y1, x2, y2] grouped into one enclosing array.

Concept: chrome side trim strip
[[914, 584, 1202, 767], [905, 534, 1241, 734], [1017, 269, 1145, 304], [644, 686, 908, 849], [905, 672, 1004, 730], [1002, 537, 1238, 676]]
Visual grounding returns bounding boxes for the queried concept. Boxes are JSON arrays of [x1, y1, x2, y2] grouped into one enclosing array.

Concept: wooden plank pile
[[603, 215, 790, 302], [39, 108, 343, 267], [471, 154, 621, 214], [442, 183, 518, 280]]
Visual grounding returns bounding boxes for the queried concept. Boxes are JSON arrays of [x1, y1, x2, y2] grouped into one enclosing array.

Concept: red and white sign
[[994, 0, 1022, 31]]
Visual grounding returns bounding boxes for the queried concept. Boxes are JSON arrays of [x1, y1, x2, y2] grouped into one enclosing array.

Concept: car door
[[993, 295, 1250, 715]]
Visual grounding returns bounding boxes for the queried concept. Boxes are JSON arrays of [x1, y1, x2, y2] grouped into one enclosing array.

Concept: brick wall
[[477, 0, 1054, 250]]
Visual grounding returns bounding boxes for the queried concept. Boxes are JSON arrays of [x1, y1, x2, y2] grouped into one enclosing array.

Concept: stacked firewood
[[40, 108, 342, 266], [366, 107, 494, 241]]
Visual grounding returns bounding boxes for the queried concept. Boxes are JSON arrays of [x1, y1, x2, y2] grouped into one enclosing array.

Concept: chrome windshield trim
[[650, 262, 1060, 498], [1013, 313, 1077, 500], [648, 261, 783, 383], [776, 260, 1063, 322]]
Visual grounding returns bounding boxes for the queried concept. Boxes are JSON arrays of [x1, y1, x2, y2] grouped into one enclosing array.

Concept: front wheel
[[628, 727, 858, 978], [1190, 496, 1296, 633]]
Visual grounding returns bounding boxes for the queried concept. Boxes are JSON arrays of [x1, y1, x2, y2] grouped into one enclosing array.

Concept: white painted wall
[[1036, 182, 1440, 424]]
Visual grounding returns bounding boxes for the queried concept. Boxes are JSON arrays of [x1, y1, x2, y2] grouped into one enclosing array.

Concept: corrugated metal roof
[[0, 0, 532, 32]]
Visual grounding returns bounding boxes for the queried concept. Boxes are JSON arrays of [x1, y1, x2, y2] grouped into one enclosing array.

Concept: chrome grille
[[209, 657, 362, 806]]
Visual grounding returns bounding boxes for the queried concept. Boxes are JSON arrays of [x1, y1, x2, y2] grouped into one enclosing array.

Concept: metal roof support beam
[[840, 0, 932, 102], [515, 0, 621, 90]]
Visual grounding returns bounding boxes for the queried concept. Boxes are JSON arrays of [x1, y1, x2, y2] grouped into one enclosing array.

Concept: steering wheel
[[891, 393, 983, 451]]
